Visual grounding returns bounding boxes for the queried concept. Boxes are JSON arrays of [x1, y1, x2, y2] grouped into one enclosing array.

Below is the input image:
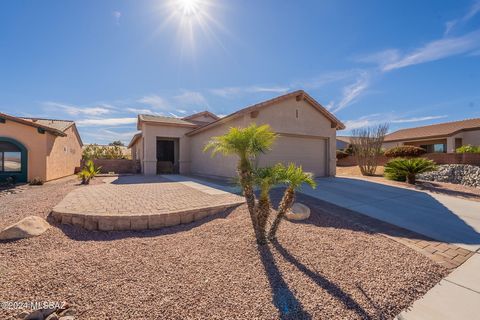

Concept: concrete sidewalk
[[396, 252, 480, 320]]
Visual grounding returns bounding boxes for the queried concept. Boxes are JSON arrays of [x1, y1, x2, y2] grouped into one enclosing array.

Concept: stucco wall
[[142, 123, 192, 175], [461, 129, 480, 146], [189, 96, 337, 178], [0, 120, 48, 181], [45, 125, 82, 181]]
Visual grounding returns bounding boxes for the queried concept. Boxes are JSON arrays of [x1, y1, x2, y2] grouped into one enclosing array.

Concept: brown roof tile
[[384, 118, 480, 142]]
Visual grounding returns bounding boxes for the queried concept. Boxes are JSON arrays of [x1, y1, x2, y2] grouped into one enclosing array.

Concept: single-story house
[[129, 90, 345, 179], [383, 118, 480, 153], [336, 136, 352, 150], [0, 113, 83, 183]]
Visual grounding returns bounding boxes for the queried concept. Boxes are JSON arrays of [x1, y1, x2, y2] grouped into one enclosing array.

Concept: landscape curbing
[[51, 203, 241, 231]]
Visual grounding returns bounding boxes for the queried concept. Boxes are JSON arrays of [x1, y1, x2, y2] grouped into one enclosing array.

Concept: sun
[[177, 0, 201, 16]]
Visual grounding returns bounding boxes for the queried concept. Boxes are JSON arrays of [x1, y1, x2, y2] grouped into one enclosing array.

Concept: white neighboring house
[[129, 90, 345, 179]]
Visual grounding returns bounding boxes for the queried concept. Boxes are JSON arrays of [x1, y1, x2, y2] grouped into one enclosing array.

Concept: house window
[[420, 143, 446, 153], [0, 142, 22, 172]]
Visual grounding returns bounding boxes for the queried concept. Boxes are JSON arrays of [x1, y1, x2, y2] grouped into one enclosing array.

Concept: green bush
[[384, 158, 437, 184], [82, 144, 129, 160], [384, 146, 426, 158], [78, 160, 101, 185], [456, 145, 480, 153]]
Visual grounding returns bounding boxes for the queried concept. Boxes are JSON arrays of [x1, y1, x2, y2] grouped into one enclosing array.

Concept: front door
[[156, 140, 176, 174]]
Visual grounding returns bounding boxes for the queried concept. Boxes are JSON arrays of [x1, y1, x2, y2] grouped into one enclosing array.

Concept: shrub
[[384, 158, 437, 184], [29, 177, 44, 186], [351, 124, 389, 176], [82, 144, 129, 160], [384, 146, 426, 158], [78, 160, 101, 185], [456, 145, 480, 153], [336, 150, 349, 159]]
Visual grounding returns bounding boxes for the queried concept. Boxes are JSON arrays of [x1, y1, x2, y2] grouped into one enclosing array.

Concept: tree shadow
[[270, 240, 372, 320], [256, 244, 312, 320]]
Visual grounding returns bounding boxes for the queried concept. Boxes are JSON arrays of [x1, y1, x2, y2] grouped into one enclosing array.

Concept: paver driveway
[[300, 177, 480, 252]]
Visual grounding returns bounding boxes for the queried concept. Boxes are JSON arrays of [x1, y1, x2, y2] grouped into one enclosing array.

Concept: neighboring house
[[336, 136, 352, 150], [383, 118, 480, 153], [129, 90, 345, 178], [0, 113, 83, 183]]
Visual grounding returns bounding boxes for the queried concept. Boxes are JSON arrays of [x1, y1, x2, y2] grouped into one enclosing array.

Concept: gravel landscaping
[[418, 164, 480, 188], [1, 180, 448, 319]]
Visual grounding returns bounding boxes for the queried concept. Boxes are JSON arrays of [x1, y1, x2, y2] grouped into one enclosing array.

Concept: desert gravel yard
[[0, 180, 448, 319]]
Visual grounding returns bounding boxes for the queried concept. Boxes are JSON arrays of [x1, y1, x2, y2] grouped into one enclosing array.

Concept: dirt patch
[[1, 181, 447, 319]]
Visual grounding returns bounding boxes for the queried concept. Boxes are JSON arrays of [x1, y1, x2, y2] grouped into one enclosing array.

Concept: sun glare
[[177, 0, 201, 16]]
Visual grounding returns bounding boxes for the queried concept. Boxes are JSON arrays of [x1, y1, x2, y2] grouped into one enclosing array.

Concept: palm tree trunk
[[239, 169, 261, 242], [268, 187, 295, 240], [407, 173, 416, 184], [256, 196, 271, 245]]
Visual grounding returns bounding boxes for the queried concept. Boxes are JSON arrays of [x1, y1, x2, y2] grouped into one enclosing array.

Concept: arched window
[[0, 141, 22, 172]]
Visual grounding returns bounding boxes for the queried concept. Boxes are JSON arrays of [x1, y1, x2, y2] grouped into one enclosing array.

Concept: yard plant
[[204, 124, 316, 244], [384, 146, 426, 158], [78, 160, 101, 185], [351, 124, 389, 176], [384, 158, 437, 184], [456, 145, 480, 153]]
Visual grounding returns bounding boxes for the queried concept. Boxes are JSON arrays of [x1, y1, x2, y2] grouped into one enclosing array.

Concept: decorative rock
[[285, 202, 311, 221], [0, 216, 50, 240], [417, 164, 480, 188]]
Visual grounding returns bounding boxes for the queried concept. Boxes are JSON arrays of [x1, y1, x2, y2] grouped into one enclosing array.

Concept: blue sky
[[1, 0, 479, 144]]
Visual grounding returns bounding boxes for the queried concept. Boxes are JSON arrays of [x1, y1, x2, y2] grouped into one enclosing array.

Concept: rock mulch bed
[[1, 180, 448, 319], [418, 164, 480, 188]]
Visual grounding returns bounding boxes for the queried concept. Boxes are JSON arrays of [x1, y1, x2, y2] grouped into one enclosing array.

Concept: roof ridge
[[21, 117, 74, 122], [389, 117, 480, 133]]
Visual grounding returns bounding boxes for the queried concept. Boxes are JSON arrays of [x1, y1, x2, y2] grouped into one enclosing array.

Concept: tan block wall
[[189, 96, 337, 178], [45, 125, 82, 181], [0, 120, 48, 181]]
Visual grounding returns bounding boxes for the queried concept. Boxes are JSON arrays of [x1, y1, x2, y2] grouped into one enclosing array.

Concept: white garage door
[[256, 135, 328, 177]]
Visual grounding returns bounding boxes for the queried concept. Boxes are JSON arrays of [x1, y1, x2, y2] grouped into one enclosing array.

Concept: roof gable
[[186, 90, 345, 136], [0, 113, 74, 136]]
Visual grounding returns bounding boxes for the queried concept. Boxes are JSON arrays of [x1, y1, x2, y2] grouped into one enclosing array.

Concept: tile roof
[[21, 118, 74, 132], [0, 113, 75, 136], [138, 114, 199, 127], [384, 118, 480, 142]]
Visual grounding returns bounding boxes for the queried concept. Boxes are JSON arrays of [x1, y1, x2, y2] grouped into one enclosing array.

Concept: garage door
[[256, 135, 328, 177]]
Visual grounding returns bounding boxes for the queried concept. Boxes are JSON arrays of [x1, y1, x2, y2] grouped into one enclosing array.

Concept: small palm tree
[[252, 165, 283, 244], [384, 158, 437, 184], [268, 164, 316, 240], [204, 124, 277, 242], [78, 160, 101, 185]]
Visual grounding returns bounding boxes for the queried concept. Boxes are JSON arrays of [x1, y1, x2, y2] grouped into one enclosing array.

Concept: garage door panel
[[256, 136, 327, 177]]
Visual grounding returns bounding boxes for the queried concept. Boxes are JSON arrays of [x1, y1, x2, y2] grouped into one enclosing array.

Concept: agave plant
[[204, 124, 277, 243], [268, 164, 316, 240], [78, 160, 101, 185], [384, 158, 437, 184]]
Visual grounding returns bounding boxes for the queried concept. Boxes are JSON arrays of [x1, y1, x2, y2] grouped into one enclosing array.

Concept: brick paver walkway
[[52, 175, 244, 231]]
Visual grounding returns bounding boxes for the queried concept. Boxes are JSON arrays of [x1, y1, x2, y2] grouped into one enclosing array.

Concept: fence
[[79, 159, 140, 174], [337, 153, 480, 166]]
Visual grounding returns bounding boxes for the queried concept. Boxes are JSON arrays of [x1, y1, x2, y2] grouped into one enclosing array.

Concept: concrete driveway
[[300, 177, 480, 252]]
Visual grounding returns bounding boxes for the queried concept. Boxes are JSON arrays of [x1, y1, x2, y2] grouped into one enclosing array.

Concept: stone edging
[[51, 202, 242, 231]]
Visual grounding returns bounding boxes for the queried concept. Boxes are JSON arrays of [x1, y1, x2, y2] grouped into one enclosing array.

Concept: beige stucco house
[[129, 90, 345, 179], [383, 118, 480, 153], [0, 113, 83, 183]]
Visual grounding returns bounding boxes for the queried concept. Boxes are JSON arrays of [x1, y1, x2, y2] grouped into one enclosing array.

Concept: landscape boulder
[[285, 202, 311, 221], [0, 216, 50, 240]]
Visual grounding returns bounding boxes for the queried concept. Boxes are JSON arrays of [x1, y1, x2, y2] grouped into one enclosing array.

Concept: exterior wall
[[0, 120, 48, 181], [461, 129, 480, 147], [142, 123, 192, 175], [86, 159, 137, 174], [189, 96, 337, 178], [131, 136, 144, 172], [45, 125, 82, 181]]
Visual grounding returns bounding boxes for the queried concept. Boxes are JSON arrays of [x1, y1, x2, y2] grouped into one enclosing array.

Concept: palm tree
[[253, 165, 283, 244], [268, 164, 316, 240], [384, 158, 437, 184], [204, 124, 277, 242]]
